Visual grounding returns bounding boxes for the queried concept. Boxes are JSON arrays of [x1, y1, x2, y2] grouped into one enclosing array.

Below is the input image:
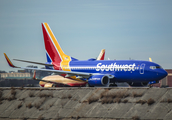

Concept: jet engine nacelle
[[88, 75, 109, 86]]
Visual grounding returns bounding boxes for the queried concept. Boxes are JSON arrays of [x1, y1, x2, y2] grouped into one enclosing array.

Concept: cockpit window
[[150, 66, 162, 70], [156, 66, 161, 69]]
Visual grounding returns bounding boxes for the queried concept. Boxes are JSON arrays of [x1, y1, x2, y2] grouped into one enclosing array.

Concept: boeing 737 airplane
[[4, 23, 167, 87]]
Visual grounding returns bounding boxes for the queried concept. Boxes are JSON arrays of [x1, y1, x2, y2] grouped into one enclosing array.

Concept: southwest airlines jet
[[4, 23, 167, 87]]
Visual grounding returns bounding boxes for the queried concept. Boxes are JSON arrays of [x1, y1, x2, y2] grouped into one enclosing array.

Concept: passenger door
[[140, 63, 145, 74]]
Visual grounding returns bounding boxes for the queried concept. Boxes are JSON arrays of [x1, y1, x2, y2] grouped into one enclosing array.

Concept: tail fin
[[97, 49, 105, 60], [42, 23, 71, 63], [42, 23, 72, 71]]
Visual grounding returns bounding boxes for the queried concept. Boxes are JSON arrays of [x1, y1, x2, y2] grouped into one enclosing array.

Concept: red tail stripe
[[42, 23, 61, 62], [100, 52, 105, 60]]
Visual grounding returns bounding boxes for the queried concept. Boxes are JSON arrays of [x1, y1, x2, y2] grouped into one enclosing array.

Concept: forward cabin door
[[140, 63, 145, 74]]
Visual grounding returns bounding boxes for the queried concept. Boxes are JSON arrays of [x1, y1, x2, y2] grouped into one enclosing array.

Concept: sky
[[0, 0, 172, 72]]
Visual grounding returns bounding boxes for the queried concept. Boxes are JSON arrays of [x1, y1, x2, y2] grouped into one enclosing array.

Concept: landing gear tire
[[109, 83, 117, 87]]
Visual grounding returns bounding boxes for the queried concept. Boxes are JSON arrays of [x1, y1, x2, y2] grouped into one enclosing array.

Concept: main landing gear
[[109, 83, 117, 87]]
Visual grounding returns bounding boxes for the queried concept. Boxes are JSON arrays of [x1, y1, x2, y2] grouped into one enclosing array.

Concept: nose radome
[[160, 69, 168, 79]]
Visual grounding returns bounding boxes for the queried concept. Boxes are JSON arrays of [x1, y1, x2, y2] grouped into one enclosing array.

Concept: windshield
[[150, 66, 162, 70]]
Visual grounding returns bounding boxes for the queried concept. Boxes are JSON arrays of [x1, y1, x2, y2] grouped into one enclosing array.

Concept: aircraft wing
[[13, 59, 53, 66], [4, 53, 91, 79], [4, 53, 53, 67], [21, 67, 91, 78]]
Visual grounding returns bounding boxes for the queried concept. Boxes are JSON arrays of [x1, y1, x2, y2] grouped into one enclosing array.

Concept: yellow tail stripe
[[4, 53, 15, 67], [43, 23, 71, 71], [44, 23, 64, 59]]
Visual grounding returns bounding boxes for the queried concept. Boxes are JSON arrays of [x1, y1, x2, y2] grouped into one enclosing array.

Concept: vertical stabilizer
[[42, 23, 71, 71]]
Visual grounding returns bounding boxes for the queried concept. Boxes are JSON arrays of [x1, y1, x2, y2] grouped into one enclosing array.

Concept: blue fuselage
[[69, 60, 167, 83]]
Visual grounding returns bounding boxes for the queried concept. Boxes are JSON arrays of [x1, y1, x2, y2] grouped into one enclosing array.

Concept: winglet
[[4, 53, 18, 68], [149, 57, 152, 62]]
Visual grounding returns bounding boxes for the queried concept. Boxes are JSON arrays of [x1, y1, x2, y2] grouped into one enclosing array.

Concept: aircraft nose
[[159, 69, 168, 79]]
